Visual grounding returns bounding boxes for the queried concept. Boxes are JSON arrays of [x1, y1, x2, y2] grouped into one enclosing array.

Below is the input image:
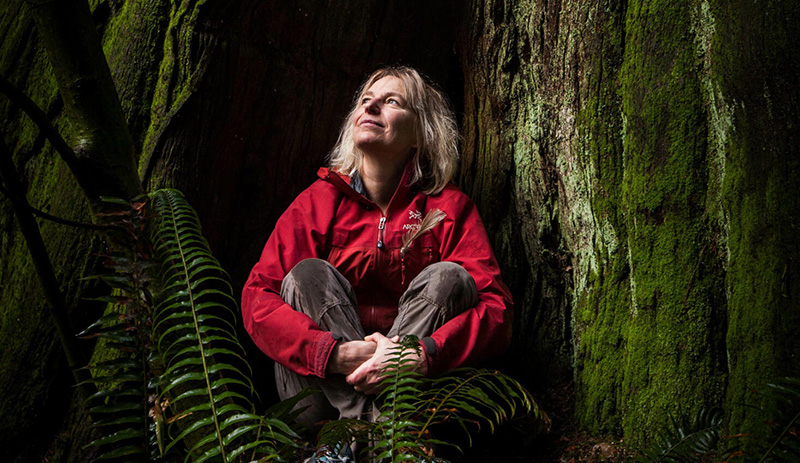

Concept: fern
[[80, 191, 302, 462], [149, 188, 299, 462], [80, 189, 539, 463], [638, 408, 723, 463], [80, 196, 163, 461], [371, 336, 437, 462], [317, 335, 548, 462], [754, 378, 800, 463]]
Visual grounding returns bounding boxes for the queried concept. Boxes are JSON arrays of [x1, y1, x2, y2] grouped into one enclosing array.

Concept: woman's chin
[[354, 139, 385, 155]]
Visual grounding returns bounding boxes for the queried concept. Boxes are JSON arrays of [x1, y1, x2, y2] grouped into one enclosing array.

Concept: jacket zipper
[[377, 216, 386, 249]]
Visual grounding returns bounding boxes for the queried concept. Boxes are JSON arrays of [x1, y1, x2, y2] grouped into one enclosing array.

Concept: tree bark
[[29, 0, 142, 203], [0, 137, 92, 392], [460, 0, 799, 446]]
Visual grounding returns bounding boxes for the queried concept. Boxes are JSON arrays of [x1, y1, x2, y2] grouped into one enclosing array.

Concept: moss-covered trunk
[[460, 0, 799, 446]]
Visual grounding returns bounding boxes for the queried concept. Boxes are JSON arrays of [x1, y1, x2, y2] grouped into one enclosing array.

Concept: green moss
[[708, 0, 800, 443], [621, 1, 724, 443], [572, 0, 730, 446], [0, 6, 103, 461], [616, 0, 728, 444], [100, 0, 170, 156], [139, 0, 210, 186], [571, 0, 631, 437]]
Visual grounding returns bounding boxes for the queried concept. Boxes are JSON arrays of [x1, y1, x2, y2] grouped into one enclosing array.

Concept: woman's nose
[[365, 100, 381, 114]]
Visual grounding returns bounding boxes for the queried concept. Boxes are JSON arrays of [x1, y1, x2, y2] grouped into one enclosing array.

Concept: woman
[[241, 67, 512, 429]]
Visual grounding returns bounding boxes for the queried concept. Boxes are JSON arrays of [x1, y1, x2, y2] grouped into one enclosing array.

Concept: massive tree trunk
[[460, 0, 799, 446], [1, 0, 797, 461]]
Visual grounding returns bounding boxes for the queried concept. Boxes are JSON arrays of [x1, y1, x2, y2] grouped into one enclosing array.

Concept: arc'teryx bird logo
[[403, 209, 423, 231]]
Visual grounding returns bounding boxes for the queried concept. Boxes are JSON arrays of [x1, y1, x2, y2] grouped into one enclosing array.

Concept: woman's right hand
[[326, 340, 377, 376]]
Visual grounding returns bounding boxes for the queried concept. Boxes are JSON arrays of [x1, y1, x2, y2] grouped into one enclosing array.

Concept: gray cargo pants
[[275, 258, 478, 426]]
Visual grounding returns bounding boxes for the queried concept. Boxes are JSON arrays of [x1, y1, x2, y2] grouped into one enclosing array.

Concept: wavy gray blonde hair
[[328, 67, 459, 195]]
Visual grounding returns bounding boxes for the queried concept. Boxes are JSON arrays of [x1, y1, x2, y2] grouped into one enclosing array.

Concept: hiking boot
[[303, 443, 355, 463]]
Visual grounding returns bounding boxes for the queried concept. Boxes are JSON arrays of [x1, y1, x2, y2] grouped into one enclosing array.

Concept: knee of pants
[[286, 258, 333, 282], [414, 261, 478, 307], [281, 258, 335, 295]]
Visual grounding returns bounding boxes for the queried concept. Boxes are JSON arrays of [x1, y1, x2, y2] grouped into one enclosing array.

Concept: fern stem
[[165, 194, 228, 462], [386, 350, 404, 461], [757, 408, 800, 463], [134, 254, 150, 455], [418, 370, 494, 437]]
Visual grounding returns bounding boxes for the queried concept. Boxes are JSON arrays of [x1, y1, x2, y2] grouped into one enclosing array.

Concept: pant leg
[[387, 261, 478, 339], [280, 258, 366, 341], [274, 258, 371, 425]]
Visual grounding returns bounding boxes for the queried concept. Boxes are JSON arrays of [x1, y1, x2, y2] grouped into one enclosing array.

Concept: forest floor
[[531, 379, 635, 463], [288, 378, 637, 463], [547, 429, 632, 463]]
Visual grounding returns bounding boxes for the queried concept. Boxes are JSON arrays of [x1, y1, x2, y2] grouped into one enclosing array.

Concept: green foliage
[[637, 378, 800, 463], [751, 378, 800, 463], [149, 188, 300, 462], [81, 190, 301, 462], [317, 335, 549, 462], [638, 408, 723, 463], [371, 335, 441, 462], [79, 196, 161, 461]]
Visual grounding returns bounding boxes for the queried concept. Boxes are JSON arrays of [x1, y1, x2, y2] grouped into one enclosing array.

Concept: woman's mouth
[[360, 119, 383, 128]]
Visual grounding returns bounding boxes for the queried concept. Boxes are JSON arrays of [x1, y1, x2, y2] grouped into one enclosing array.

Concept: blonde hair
[[328, 67, 459, 195]]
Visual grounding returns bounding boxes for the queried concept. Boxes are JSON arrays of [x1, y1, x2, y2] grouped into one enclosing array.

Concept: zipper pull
[[377, 216, 386, 249]]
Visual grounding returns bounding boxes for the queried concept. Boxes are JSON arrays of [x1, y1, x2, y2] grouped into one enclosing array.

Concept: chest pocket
[[399, 231, 440, 286], [327, 229, 373, 289]]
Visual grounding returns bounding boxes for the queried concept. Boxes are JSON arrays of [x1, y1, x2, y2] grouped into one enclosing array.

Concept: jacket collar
[[318, 161, 417, 212]]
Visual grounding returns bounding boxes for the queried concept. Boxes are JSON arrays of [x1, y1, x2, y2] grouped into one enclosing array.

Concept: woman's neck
[[360, 152, 410, 213]]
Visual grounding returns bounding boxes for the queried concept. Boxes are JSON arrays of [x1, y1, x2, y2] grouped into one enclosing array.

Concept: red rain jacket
[[241, 165, 513, 378]]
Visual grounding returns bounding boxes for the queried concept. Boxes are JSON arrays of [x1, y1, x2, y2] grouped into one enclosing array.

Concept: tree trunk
[[460, 0, 799, 446], [29, 0, 142, 203]]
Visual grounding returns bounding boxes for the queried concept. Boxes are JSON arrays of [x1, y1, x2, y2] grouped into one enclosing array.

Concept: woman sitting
[[241, 66, 513, 447]]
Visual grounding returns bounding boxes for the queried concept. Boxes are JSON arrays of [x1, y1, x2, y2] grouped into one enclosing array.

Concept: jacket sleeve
[[241, 183, 338, 378], [425, 192, 513, 376]]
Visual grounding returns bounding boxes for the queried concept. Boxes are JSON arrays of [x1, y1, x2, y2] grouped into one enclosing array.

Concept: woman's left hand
[[345, 332, 427, 395]]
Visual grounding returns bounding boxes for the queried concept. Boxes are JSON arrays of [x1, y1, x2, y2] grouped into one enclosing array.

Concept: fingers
[[350, 372, 381, 394], [346, 338, 393, 395], [347, 363, 380, 394], [346, 363, 366, 386], [364, 332, 387, 343], [346, 333, 420, 395]]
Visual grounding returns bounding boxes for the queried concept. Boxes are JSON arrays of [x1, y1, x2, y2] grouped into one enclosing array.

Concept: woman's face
[[352, 76, 418, 160]]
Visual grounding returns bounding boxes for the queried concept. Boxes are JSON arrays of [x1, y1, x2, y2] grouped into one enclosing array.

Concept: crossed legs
[[274, 258, 477, 426]]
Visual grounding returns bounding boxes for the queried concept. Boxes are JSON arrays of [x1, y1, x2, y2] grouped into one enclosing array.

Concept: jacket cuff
[[421, 336, 437, 356], [421, 336, 438, 376], [313, 331, 338, 378]]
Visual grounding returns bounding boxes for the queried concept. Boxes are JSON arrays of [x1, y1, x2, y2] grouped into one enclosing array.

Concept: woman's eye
[[361, 98, 371, 105], [387, 98, 399, 105]]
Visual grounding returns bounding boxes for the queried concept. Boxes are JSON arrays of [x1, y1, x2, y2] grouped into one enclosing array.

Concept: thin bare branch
[[0, 183, 110, 231], [0, 136, 93, 398], [0, 74, 79, 168]]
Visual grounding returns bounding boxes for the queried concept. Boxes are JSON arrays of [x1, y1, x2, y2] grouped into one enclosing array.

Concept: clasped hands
[[327, 332, 427, 395]]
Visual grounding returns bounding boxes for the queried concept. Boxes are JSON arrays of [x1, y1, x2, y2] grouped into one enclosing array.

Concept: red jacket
[[241, 165, 513, 378]]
